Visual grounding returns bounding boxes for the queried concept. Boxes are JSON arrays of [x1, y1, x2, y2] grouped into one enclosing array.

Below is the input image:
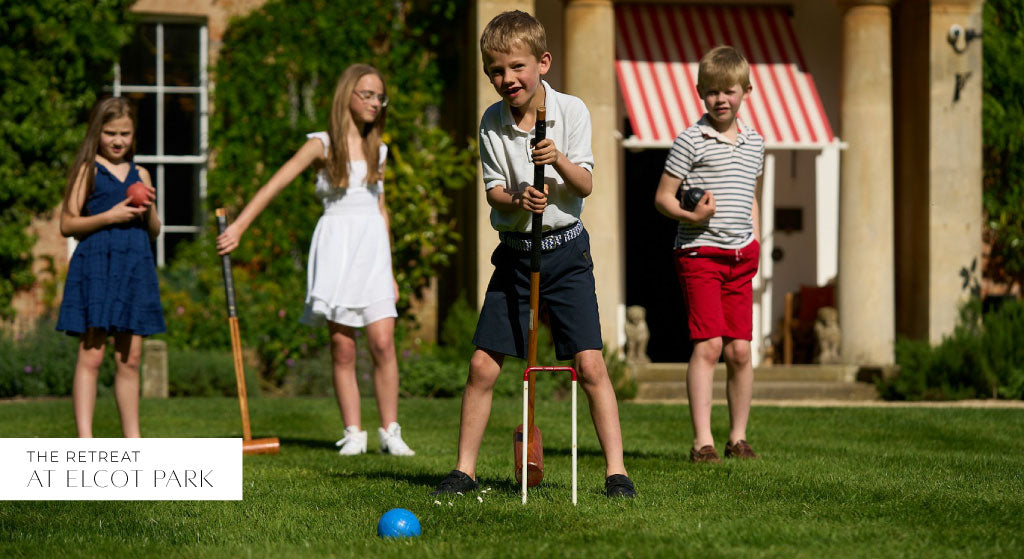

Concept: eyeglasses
[[353, 90, 389, 107]]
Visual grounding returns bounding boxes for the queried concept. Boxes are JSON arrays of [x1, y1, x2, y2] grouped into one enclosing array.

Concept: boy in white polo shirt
[[433, 10, 634, 498], [655, 45, 764, 463]]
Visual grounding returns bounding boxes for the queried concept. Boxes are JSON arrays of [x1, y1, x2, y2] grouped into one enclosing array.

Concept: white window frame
[[110, 20, 210, 267]]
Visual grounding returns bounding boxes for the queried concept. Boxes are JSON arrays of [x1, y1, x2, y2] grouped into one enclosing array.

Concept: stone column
[[837, 0, 896, 365], [564, 0, 623, 348], [474, 0, 535, 307], [926, 0, 983, 343]]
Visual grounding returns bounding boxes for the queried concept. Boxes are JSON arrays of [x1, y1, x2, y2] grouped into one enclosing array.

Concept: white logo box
[[0, 438, 242, 500]]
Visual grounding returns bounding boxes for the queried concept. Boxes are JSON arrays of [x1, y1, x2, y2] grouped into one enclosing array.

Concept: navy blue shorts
[[473, 226, 603, 361]]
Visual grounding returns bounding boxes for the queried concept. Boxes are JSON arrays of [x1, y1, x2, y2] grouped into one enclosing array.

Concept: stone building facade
[[13, 0, 984, 369]]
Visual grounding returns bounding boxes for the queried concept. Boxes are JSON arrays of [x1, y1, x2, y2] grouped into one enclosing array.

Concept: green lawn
[[1, 396, 1022, 558]]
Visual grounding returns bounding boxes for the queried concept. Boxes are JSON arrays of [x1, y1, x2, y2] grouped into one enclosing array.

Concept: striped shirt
[[664, 115, 764, 249]]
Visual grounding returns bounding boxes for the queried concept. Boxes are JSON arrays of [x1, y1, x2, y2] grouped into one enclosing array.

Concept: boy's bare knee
[[468, 350, 501, 390], [724, 341, 752, 367], [693, 338, 723, 363], [575, 349, 610, 387]]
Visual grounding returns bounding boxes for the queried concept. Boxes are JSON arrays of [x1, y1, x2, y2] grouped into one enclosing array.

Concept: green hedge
[[0, 319, 256, 399], [883, 298, 1024, 400]]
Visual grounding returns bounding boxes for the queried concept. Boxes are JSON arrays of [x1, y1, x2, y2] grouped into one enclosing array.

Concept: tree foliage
[[982, 1, 1024, 286], [159, 0, 476, 379], [0, 0, 134, 319]]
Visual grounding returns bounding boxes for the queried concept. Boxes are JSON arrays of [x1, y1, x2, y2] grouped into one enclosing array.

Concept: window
[[114, 21, 208, 266]]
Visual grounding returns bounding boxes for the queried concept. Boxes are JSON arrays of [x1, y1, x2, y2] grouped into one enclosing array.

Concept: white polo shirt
[[479, 80, 595, 233], [664, 115, 764, 249]]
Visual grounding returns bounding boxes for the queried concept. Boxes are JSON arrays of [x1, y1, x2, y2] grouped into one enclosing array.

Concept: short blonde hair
[[480, 10, 547, 66], [697, 45, 751, 92]]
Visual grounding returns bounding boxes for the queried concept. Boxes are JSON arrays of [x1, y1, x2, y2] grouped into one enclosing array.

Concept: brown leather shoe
[[690, 445, 720, 463], [724, 440, 758, 459]]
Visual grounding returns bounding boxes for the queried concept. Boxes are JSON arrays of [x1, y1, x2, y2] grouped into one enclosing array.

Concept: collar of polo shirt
[[500, 80, 558, 135], [697, 114, 751, 146]]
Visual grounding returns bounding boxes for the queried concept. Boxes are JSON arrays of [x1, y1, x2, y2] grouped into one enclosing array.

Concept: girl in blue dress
[[57, 97, 165, 438]]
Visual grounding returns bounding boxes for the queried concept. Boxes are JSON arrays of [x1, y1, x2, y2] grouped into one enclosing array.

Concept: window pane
[[165, 94, 199, 155], [120, 24, 157, 85], [165, 232, 197, 262], [162, 164, 200, 226], [126, 92, 156, 156], [164, 24, 200, 87]]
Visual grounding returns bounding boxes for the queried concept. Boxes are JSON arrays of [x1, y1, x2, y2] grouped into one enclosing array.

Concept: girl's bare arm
[[216, 138, 323, 254], [60, 164, 147, 238]]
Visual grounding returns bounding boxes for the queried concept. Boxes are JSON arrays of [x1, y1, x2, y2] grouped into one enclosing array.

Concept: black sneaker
[[431, 470, 478, 496], [604, 474, 636, 498]]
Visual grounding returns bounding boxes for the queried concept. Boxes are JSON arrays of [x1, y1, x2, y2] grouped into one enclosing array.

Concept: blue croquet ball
[[377, 508, 421, 538]]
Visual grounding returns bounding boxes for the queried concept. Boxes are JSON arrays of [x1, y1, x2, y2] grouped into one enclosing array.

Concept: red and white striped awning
[[615, 4, 835, 149]]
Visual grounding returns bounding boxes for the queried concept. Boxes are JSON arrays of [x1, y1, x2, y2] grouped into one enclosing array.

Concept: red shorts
[[674, 240, 760, 341]]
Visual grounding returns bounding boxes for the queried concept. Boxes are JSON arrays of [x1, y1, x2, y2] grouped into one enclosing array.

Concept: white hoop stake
[[521, 366, 577, 506]]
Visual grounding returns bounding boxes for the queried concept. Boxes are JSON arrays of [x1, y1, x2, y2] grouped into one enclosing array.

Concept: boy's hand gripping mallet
[[514, 107, 547, 489], [216, 208, 280, 455]]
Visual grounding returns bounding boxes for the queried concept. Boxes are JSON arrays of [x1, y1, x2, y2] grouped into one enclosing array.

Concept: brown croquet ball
[[126, 182, 148, 206]]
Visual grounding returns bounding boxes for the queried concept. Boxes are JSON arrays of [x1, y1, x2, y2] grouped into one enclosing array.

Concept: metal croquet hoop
[[521, 366, 577, 505]]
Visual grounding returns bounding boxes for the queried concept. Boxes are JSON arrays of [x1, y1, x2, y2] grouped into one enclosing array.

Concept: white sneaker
[[335, 426, 367, 455], [378, 422, 415, 456]]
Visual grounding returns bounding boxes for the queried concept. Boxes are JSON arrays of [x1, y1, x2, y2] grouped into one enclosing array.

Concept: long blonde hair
[[326, 64, 387, 188], [62, 97, 137, 212]]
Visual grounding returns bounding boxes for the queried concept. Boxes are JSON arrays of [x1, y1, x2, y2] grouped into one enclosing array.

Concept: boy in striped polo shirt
[[654, 45, 764, 463]]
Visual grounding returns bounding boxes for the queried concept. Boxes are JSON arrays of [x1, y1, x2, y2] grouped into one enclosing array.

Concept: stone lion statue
[[814, 306, 841, 364], [624, 305, 650, 364]]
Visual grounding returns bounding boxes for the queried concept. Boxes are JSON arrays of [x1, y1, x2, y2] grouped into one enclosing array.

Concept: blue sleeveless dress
[[56, 162, 166, 336]]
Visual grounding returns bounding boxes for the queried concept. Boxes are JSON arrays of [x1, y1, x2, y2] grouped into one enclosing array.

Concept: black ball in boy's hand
[[682, 187, 705, 212]]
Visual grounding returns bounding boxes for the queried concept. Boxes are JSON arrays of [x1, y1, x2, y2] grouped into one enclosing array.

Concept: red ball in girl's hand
[[126, 182, 148, 206]]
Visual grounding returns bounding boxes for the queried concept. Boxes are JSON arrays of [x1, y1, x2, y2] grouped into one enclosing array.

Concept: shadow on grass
[[328, 469, 608, 498], [283, 436, 677, 461], [278, 437, 342, 451]]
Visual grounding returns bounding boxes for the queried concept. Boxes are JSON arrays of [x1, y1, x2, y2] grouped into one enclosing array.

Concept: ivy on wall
[[983, 1, 1024, 289], [159, 0, 476, 379], [0, 0, 134, 320]]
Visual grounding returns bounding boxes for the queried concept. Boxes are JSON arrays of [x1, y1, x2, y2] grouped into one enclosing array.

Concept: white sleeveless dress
[[299, 132, 397, 328]]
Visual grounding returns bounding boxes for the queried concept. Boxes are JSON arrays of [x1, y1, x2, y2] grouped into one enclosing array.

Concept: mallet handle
[[527, 106, 546, 429], [216, 208, 253, 442]]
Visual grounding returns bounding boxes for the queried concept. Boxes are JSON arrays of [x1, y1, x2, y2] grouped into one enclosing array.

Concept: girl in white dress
[[216, 64, 414, 456]]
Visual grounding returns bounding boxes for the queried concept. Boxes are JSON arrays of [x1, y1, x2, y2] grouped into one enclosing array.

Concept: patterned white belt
[[498, 220, 583, 252]]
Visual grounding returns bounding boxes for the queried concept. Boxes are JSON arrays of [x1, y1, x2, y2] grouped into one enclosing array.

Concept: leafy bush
[[167, 347, 259, 398], [158, 0, 476, 384], [882, 298, 1024, 400], [0, 319, 115, 398], [0, 318, 262, 399], [0, 0, 134, 319], [983, 1, 1024, 288]]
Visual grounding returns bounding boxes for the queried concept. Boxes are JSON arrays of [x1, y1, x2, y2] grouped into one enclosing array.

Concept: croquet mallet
[[514, 107, 548, 488], [216, 208, 280, 455]]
